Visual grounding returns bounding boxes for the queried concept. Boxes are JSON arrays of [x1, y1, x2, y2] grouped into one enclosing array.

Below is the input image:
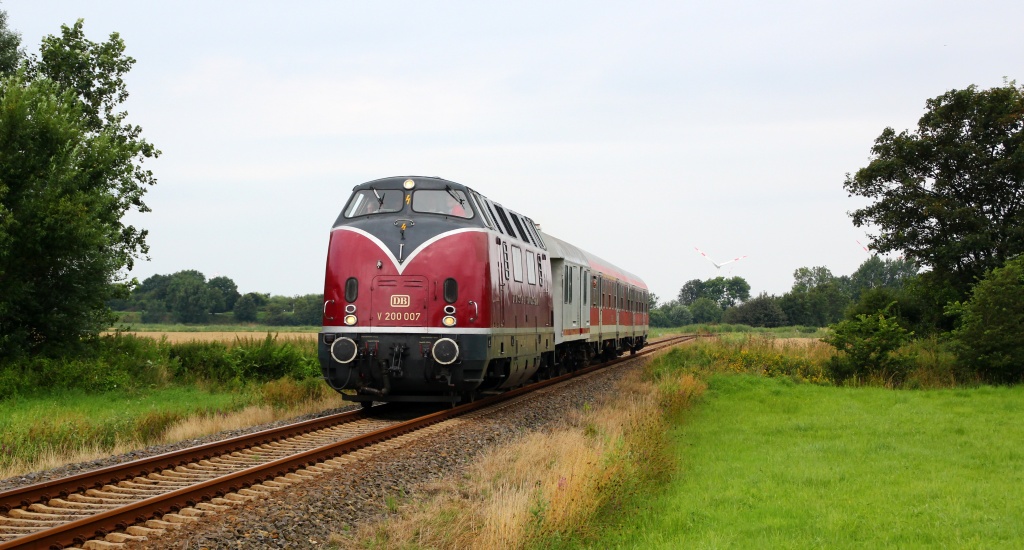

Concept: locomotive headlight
[[403, 179, 416, 189], [442, 315, 456, 327], [344, 314, 358, 326]]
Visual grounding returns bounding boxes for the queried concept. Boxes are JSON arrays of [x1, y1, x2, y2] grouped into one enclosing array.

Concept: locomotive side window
[[527, 252, 537, 285], [494, 205, 517, 237], [412, 189, 474, 218], [511, 245, 524, 282], [482, 198, 505, 234], [511, 215, 532, 245], [525, 217, 546, 249], [469, 192, 495, 229], [343, 188, 404, 218]]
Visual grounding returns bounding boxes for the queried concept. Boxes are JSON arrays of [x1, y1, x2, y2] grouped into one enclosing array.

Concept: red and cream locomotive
[[318, 176, 649, 404]]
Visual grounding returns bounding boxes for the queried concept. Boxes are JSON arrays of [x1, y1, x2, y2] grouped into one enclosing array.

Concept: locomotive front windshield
[[412, 189, 474, 219], [343, 188, 405, 218]]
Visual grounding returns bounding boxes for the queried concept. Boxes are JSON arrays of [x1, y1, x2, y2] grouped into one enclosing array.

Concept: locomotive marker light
[[432, 338, 459, 365]]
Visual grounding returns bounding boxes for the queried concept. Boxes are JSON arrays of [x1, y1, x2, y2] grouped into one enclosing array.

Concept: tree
[[165, 271, 215, 323], [0, 7, 21, 76], [677, 276, 750, 309], [233, 293, 260, 323], [723, 293, 788, 327], [848, 256, 918, 301], [778, 266, 852, 327], [689, 297, 722, 324], [677, 280, 704, 305], [208, 276, 240, 312], [948, 257, 1024, 382], [0, 19, 157, 357], [844, 81, 1024, 297]]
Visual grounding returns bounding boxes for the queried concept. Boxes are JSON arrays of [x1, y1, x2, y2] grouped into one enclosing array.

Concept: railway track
[[0, 334, 696, 549]]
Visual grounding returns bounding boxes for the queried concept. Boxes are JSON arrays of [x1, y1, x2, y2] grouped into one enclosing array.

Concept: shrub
[[947, 256, 1024, 383], [822, 303, 914, 383]]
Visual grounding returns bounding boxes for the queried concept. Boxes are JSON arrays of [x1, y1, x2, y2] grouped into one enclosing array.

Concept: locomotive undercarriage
[[319, 333, 493, 404], [319, 332, 648, 405]]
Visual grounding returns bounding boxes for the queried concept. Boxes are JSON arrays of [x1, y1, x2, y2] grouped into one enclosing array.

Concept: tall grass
[[339, 352, 707, 549], [0, 333, 333, 478]]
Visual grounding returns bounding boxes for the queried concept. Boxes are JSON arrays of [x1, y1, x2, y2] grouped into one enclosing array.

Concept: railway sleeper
[[8, 508, 81, 521], [82, 540, 127, 550], [28, 503, 93, 515], [48, 498, 121, 510], [0, 516, 63, 526], [104, 532, 148, 543], [66, 493, 133, 505], [126, 525, 166, 537], [161, 513, 199, 524]]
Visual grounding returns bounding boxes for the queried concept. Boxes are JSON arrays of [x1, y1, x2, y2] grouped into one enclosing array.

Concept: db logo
[[391, 295, 411, 307]]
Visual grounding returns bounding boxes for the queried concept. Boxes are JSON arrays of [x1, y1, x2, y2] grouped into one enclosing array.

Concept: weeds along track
[[0, 334, 695, 550]]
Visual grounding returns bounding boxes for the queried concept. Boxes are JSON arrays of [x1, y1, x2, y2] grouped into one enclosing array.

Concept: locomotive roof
[[541, 232, 648, 289], [354, 175, 470, 191]]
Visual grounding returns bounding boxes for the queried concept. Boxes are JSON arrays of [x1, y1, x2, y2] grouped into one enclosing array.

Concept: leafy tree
[[233, 293, 260, 323], [208, 276, 240, 312], [723, 293, 788, 327], [778, 266, 851, 326], [677, 276, 750, 309], [845, 81, 1024, 297], [165, 271, 215, 323], [848, 256, 918, 301], [0, 6, 21, 76], [689, 297, 722, 324], [948, 257, 1024, 382], [0, 19, 157, 357], [677, 280, 704, 305], [293, 294, 326, 326]]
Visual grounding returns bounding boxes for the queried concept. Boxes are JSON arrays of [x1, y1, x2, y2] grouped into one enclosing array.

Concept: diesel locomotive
[[318, 176, 649, 404]]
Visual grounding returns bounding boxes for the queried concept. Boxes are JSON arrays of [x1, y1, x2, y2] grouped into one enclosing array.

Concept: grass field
[[593, 374, 1024, 548]]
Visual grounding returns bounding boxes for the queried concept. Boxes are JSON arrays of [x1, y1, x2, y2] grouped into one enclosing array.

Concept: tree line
[[110, 271, 324, 326]]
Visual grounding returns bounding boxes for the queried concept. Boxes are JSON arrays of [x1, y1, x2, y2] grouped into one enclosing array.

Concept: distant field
[[108, 331, 318, 344]]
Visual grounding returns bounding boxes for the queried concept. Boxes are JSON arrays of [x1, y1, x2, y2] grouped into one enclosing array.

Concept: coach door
[[563, 264, 582, 336]]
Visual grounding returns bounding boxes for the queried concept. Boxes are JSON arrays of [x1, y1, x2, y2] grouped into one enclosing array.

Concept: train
[[317, 176, 649, 405]]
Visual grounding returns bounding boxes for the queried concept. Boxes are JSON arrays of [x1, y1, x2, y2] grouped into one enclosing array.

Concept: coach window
[[511, 245, 524, 282], [527, 252, 537, 285]]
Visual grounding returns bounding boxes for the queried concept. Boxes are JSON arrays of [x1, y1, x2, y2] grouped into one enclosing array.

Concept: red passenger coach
[[318, 176, 648, 405]]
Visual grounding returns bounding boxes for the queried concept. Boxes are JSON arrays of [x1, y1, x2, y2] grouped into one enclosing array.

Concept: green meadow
[[593, 374, 1024, 549]]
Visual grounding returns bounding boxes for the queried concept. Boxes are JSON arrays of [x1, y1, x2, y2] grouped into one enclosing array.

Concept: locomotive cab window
[[343, 188, 405, 218], [412, 189, 474, 218]]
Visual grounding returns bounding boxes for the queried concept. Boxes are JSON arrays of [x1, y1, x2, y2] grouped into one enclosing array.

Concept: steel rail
[[0, 406, 381, 514], [0, 334, 695, 549]]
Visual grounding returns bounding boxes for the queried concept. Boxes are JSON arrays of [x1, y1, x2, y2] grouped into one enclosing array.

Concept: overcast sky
[[5, 1, 1023, 303]]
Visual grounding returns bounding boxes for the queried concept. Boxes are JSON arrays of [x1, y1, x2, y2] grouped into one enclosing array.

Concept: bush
[[948, 257, 1024, 383], [822, 303, 914, 383]]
